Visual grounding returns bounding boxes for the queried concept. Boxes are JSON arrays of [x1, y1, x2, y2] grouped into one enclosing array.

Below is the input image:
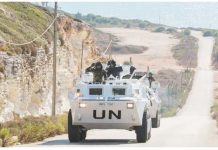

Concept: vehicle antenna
[[147, 66, 150, 77], [109, 35, 112, 59]]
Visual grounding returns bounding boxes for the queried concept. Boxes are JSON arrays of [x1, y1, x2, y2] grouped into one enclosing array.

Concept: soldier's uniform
[[106, 60, 123, 78], [148, 72, 155, 88], [85, 62, 107, 83], [130, 66, 136, 74]]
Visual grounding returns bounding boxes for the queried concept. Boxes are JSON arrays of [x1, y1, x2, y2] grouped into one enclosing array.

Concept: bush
[[203, 31, 213, 37], [125, 24, 130, 28], [211, 104, 218, 112], [138, 22, 146, 28], [154, 27, 165, 32], [183, 29, 191, 36], [0, 64, 5, 73], [0, 128, 10, 147], [166, 28, 177, 33], [2, 114, 67, 145]]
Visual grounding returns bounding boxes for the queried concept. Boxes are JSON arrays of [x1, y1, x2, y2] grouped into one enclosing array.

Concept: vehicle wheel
[[152, 111, 160, 128], [80, 131, 87, 141], [135, 112, 149, 143], [68, 109, 81, 142]]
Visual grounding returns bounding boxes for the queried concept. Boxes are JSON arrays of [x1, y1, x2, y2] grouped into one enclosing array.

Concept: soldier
[[148, 72, 155, 88], [106, 60, 123, 78], [130, 65, 136, 74], [85, 61, 107, 83]]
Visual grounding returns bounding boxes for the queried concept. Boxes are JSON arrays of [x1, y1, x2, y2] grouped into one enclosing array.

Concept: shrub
[[211, 104, 218, 112], [154, 27, 165, 32], [0, 64, 5, 73], [166, 28, 177, 33], [183, 29, 191, 36], [138, 22, 146, 28], [125, 24, 130, 28], [203, 31, 213, 37], [0, 128, 10, 147], [2, 114, 67, 145]]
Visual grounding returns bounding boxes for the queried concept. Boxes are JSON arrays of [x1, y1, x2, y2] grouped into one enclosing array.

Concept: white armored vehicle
[[68, 62, 161, 143]]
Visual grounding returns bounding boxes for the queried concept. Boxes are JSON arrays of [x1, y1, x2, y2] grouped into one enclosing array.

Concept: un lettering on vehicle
[[93, 110, 121, 119]]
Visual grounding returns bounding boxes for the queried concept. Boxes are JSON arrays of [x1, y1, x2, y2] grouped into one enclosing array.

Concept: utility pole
[[52, 2, 58, 117], [80, 40, 84, 78]]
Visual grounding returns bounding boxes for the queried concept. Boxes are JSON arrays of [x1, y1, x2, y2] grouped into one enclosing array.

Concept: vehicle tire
[[135, 112, 149, 143], [68, 109, 81, 142], [152, 111, 160, 128], [80, 131, 87, 141]]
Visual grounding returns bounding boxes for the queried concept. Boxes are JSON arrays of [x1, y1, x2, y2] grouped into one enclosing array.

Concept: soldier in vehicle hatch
[[105, 60, 123, 78], [148, 72, 155, 88], [85, 61, 107, 83], [130, 65, 136, 74]]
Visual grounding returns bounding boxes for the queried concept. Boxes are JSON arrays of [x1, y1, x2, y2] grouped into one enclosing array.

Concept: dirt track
[[20, 30, 218, 147]]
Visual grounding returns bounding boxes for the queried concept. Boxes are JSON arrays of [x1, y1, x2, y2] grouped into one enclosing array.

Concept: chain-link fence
[[159, 68, 194, 117]]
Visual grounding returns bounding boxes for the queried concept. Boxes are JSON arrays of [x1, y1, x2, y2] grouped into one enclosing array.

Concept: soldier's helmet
[[95, 61, 103, 70], [148, 72, 153, 77], [107, 60, 116, 67]]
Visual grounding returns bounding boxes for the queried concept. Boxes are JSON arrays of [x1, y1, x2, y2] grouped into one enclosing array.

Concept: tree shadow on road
[[39, 139, 137, 146]]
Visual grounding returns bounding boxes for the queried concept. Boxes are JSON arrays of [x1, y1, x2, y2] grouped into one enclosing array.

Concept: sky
[[47, 2, 218, 29]]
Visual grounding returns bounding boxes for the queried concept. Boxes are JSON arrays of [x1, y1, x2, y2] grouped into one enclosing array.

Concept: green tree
[[183, 29, 191, 36], [138, 22, 146, 28], [75, 12, 82, 19], [203, 31, 213, 37], [86, 14, 96, 22]]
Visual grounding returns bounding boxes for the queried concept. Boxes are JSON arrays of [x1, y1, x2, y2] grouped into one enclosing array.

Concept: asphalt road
[[21, 31, 218, 147]]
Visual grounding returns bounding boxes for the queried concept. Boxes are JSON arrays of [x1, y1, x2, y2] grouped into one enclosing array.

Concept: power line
[[0, 14, 62, 46]]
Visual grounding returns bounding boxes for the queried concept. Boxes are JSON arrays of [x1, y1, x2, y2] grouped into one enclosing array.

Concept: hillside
[[0, 3, 54, 55], [0, 3, 102, 122]]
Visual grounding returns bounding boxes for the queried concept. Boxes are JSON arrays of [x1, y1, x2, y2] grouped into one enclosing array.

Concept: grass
[[161, 107, 177, 118], [211, 104, 218, 113], [0, 63, 4, 73], [212, 38, 218, 69], [0, 3, 53, 55], [156, 69, 195, 117], [0, 114, 67, 146], [171, 33, 198, 68], [211, 103, 218, 127], [0, 99, 4, 114]]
